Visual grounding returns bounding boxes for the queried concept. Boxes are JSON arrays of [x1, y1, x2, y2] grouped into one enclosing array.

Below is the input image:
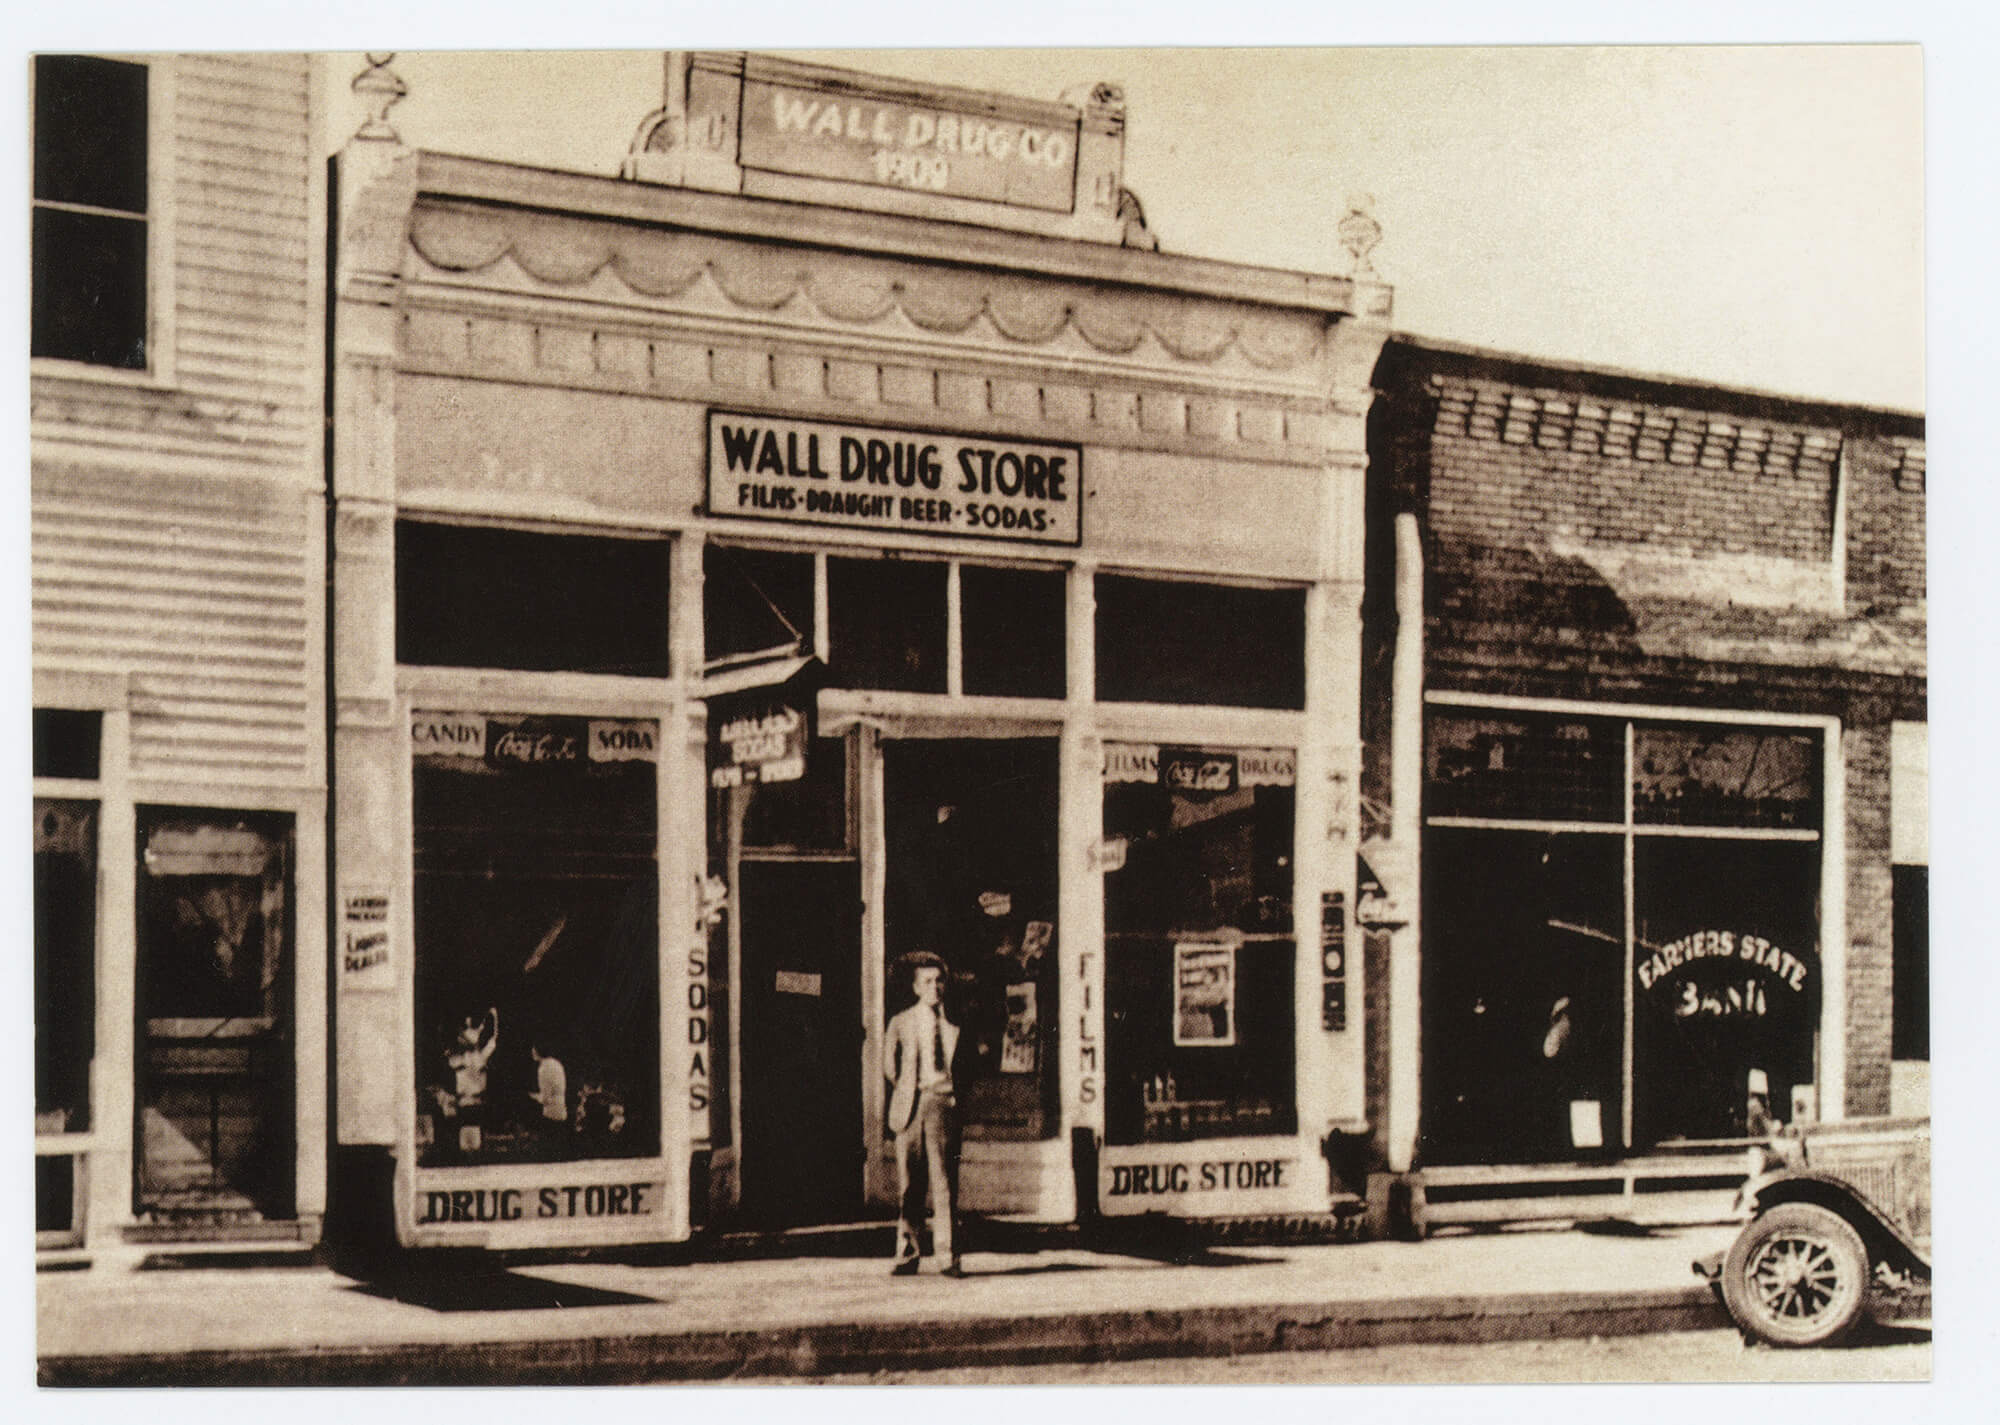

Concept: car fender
[[1744, 1170, 1929, 1274]]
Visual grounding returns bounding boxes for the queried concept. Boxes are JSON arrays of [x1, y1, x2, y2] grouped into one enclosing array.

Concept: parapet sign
[[626, 53, 1131, 244]]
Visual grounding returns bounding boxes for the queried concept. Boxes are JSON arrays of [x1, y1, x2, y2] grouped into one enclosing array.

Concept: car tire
[[1721, 1201, 1872, 1347]]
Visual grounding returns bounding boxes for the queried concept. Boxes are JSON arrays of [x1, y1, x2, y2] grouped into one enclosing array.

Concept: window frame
[[1422, 690, 1841, 1151], [29, 52, 175, 387]]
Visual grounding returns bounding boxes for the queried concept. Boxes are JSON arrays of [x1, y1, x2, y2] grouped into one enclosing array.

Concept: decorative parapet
[[1428, 375, 1845, 480], [405, 198, 1331, 377]]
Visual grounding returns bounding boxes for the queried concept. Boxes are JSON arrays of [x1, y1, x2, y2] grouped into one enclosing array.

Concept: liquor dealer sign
[[708, 411, 1083, 547]]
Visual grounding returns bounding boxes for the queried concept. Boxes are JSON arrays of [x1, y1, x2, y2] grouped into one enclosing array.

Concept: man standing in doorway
[[886, 951, 963, 1277]]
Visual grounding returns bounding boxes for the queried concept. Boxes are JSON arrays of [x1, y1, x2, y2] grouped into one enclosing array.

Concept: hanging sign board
[[708, 411, 1082, 547], [706, 663, 820, 789], [739, 76, 1080, 212]]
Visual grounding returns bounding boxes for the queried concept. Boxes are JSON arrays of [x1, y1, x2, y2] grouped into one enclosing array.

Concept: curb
[[38, 1285, 1726, 1385]]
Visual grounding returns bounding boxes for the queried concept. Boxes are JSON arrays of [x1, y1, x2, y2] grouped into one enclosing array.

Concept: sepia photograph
[[20, 3, 1968, 1401]]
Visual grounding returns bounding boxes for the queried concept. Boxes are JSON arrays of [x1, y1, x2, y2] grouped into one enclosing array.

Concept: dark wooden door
[[736, 857, 865, 1226]]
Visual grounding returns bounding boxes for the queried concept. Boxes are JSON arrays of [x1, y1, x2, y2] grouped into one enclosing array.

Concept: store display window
[[411, 712, 662, 1168], [1102, 742, 1298, 1145], [1423, 706, 1825, 1164]]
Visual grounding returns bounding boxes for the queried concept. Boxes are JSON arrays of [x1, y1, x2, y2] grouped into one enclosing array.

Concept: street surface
[[809, 1325, 1932, 1385]]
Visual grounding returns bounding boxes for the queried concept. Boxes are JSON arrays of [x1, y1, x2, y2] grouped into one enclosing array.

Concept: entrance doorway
[[883, 739, 1061, 1143], [133, 809, 295, 1223]]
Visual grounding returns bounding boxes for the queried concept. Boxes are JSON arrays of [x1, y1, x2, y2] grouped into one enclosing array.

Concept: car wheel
[[1721, 1201, 1872, 1347]]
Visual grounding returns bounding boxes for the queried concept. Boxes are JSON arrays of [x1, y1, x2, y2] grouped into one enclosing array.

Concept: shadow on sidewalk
[[348, 1270, 660, 1313]]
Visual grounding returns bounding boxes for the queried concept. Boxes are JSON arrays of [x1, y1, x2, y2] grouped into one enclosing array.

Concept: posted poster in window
[[1001, 983, 1039, 1074], [1174, 943, 1237, 1047]]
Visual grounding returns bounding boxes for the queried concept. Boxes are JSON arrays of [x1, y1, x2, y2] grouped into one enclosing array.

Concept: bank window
[[1102, 743, 1298, 1145], [1426, 713, 1623, 823], [826, 555, 948, 693], [1632, 725, 1820, 829], [1892, 866, 1928, 1063], [1094, 575, 1305, 709], [396, 521, 672, 677], [411, 711, 662, 1168], [705, 543, 813, 666], [33, 55, 150, 371], [1421, 705, 1826, 1163], [960, 564, 1066, 699]]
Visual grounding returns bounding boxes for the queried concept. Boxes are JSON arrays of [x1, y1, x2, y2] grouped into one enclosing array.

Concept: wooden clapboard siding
[[33, 464, 314, 780], [31, 54, 320, 787]]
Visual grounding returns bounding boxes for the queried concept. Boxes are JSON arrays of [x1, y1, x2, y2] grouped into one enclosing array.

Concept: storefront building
[[1358, 338, 1926, 1230], [31, 53, 328, 1252], [327, 53, 1391, 1249]]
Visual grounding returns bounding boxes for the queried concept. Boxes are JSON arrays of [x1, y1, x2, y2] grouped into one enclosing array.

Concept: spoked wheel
[[1720, 1202, 1872, 1347]]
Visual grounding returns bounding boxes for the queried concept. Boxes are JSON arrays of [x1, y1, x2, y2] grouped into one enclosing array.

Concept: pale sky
[[322, 45, 1925, 412]]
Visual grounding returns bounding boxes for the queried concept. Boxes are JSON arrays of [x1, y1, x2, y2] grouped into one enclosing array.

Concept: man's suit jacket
[[885, 1002, 961, 1135]]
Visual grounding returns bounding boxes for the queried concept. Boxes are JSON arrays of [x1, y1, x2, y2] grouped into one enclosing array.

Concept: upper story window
[[32, 55, 151, 372]]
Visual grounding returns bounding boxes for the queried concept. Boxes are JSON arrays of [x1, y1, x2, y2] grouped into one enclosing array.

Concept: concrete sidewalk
[[37, 1221, 1740, 1385]]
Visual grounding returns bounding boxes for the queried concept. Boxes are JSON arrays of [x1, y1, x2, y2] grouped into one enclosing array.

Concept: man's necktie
[[932, 1014, 946, 1079]]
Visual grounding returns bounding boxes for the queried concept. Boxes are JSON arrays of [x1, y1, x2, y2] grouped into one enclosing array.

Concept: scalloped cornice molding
[[407, 200, 1328, 375]]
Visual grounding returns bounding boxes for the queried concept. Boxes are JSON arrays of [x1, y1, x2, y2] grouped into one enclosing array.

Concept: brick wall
[[1843, 717, 1896, 1117]]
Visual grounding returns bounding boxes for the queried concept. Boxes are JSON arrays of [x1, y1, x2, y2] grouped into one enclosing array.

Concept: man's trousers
[[893, 1088, 960, 1266]]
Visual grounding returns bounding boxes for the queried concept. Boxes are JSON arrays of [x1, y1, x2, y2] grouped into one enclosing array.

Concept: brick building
[[1358, 337, 1926, 1231]]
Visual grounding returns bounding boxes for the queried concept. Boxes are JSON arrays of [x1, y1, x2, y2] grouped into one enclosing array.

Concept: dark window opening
[[1893, 865, 1929, 1061], [35, 800, 98, 1134], [37, 1155, 77, 1236], [32, 55, 148, 370], [34, 708, 102, 781], [396, 521, 671, 677], [826, 556, 947, 692], [960, 564, 1066, 699], [704, 544, 813, 667], [1094, 575, 1305, 709], [740, 736, 851, 853]]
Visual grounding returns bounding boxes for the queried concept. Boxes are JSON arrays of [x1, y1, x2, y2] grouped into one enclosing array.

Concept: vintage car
[[1696, 1116, 1930, 1347]]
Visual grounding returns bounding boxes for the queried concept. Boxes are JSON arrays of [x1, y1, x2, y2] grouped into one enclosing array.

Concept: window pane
[[825, 556, 947, 692], [1632, 838, 1820, 1144], [35, 55, 147, 213], [1893, 865, 1929, 1061], [396, 521, 671, 676], [1104, 938, 1296, 1146], [412, 713, 661, 1167], [703, 544, 813, 665], [35, 800, 97, 1133], [36, 1155, 77, 1236], [961, 564, 1066, 699], [1633, 725, 1820, 829], [1094, 576, 1305, 708], [1419, 829, 1625, 1166], [32, 207, 147, 369], [34, 709, 102, 780], [1426, 712, 1624, 823], [740, 736, 850, 852], [1104, 748, 1296, 937]]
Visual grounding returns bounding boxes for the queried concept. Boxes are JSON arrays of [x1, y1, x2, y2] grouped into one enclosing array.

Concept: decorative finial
[[1337, 192, 1383, 281], [351, 53, 407, 143]]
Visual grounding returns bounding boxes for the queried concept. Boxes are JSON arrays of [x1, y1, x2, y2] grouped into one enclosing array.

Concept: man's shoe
[[941, 1260, 966, 1278], [891, 1259, 920, 1277]]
